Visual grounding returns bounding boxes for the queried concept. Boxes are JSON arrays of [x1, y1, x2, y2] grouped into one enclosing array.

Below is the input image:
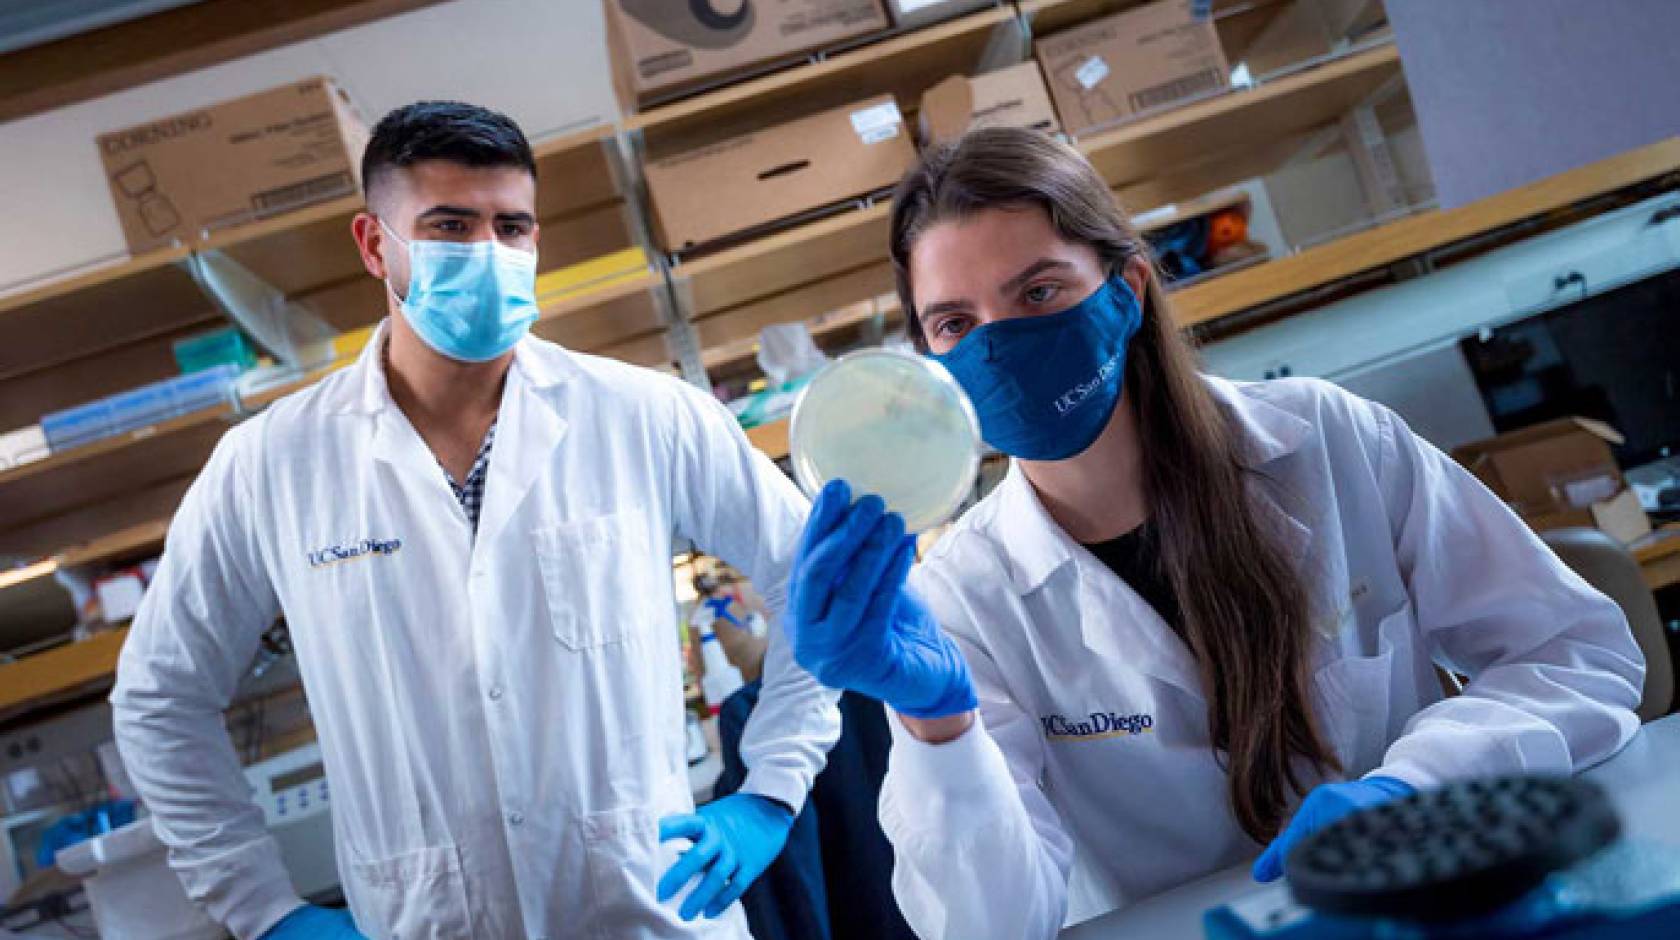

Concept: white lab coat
[[111, 323, 842, 940], [881, 377, 1644, 939]]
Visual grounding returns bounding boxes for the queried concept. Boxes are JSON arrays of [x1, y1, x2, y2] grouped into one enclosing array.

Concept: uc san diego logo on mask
[[1041, 710, 1155, 742], [1053, 351, 1122, 416], [307, 537, 402, 569]]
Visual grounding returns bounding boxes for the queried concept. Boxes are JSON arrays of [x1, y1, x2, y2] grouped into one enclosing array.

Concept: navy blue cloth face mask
[[931, 273, 1143, 461]]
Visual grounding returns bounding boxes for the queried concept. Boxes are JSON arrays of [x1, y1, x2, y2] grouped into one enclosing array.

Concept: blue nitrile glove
[[258, 905, 367, 939], [657, 793, 795, 921], [1252, 776, 1416, 882], [785, 479, 977, 719]]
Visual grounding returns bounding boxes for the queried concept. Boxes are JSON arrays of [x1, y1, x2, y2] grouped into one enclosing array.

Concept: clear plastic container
[[42, 363, 240, 452]]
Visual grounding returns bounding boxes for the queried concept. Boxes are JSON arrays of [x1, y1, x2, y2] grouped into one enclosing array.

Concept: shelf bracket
[[661, 273, 710, 390], [1341, 103, 1406, 216], [614, 125, 712, 389], [185, 249, 336, 368]]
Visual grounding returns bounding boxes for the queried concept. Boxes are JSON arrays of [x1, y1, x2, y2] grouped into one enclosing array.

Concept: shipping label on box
[[645, 94, 916, 251], [608, 0, 888, 102], [96, 77, 367, 254], [1034, 0, 1229, 135]]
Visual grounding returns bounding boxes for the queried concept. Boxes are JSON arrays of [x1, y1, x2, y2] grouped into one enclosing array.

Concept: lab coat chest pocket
[[1313, 601, 1411, 775], [346, 844, 471, 939], [536, 511, 656, 651]]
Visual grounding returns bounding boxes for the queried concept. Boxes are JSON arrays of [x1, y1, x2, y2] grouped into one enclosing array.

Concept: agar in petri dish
[[788, 348, 981, 533]]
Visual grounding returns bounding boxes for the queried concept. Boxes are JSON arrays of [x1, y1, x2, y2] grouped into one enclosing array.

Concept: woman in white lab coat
[[780, 127, 1647, 940]]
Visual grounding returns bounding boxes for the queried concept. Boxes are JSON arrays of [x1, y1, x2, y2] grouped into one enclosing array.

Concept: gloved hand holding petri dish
[[787, 348, 981, 533]]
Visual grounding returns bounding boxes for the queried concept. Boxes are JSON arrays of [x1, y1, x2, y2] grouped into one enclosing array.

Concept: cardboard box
[[919, 61, 1061, 147], [1453, 417, 1652, 543], [606, 0, 888, 104], [1034, 0, 1229, 136], [644, 95, 916, 251], [97, 77, 367, 254], [885, 0, 993, 31]]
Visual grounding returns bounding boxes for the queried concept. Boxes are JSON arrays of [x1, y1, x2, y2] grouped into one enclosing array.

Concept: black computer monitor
[[1461, 266, 1680, 468]]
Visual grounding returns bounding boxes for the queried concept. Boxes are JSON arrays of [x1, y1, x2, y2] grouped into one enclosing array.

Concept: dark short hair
[[361, 100, 535, 208]]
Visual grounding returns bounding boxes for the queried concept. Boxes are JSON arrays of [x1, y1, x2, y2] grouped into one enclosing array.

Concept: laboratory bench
[[1063, 713, 1680, 939], [1632, 524, 1680, 593]]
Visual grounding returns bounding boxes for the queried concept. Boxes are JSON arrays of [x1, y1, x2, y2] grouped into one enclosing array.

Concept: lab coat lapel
[[350, 324, 463, 508], [994, 463, 1206, 702], [1205, 375, 1318, 572], [473, 341, 570, 551], [994, 378, 1323, 706], [1249, 479, 1314, 575], [1075, 549, 1207, 704], [1212, 377, 1363, 659]]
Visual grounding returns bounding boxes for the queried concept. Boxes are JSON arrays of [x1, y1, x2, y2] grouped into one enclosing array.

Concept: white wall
[[0, 0, 620, 291], [1389, 0, 1680, 209]]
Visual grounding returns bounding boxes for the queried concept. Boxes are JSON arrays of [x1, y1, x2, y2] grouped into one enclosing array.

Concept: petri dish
[[788, 348, 981, 533]]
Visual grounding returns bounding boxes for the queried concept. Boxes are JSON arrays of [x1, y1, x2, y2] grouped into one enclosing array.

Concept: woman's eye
[[1025, 283, 1059, 305]]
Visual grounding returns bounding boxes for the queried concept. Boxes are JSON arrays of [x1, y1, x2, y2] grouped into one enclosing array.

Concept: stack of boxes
[[619, 0, 1238, 256]]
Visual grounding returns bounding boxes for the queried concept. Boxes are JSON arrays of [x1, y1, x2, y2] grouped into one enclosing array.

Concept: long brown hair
[[890, 127, 1339, 842]]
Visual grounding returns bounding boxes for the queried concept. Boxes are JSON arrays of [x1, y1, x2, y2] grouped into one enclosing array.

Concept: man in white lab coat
[[111, 101, 840, 939]]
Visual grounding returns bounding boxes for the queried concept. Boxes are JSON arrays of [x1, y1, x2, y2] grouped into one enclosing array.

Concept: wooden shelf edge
[[198, 195, 364, 254], [4, 366, 347, 568], [1, 125, 613, 328], [55, 519, 171, 569], [703, 296, 907, 372], [679, 202, 893, 279], [746, 419, 790, 461], [0, 357, 345, 507], [538, 268, 659, 321], [1171, 135, 1680, 326], [0, 193, 364, 323], [532, 122, 616, 160], [625, 6, 1014, 137], [1075, 41, 1401, 156], [0, 245, 193, 318], [1632, 525, 1680, 564], [239, 364, 344, 412], [0, 627, 130, 724], [0, 402, 229, 489]]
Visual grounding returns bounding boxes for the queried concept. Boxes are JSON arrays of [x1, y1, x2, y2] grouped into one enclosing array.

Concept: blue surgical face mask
[[931, 274, 1143, 461], [382, 220, 539, 362]]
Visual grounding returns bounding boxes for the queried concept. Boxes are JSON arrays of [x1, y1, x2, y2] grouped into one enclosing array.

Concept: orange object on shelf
[[1205, 208, 1248, 254]]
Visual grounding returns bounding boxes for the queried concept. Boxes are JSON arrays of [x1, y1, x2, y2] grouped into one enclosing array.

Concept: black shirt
[[1083, 522, 1185, 638]]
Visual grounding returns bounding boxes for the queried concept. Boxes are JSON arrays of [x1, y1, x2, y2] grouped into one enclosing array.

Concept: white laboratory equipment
[[33, 742, 338, 940], [54, 816, 222, 940], [242, 743, 339, 900]]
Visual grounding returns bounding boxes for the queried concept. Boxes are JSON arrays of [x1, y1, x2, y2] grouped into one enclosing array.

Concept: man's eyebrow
[[417, 205, 480, 219]]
